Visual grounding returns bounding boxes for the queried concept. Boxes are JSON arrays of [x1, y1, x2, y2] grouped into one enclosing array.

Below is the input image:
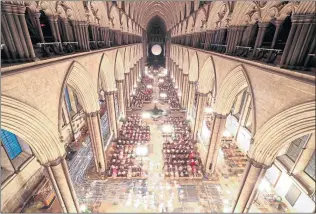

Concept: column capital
[[105, 90, 117, 95], [43, 155, 65, 167], [182, 74, 189, 77], [32, 12, 41, 19], [85, 110, 100, 117], [188, 80, 197, 84], [213, 113, 227, 119], [116, 79, 124, 83], [197, 92, 208, 97], [258, 22, 270, 28], [248, 157, 270, 169]]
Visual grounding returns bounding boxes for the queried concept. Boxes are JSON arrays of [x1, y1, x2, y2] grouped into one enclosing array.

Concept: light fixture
[[204, 106, 214, 113], [135, 145, 148, 157], [162, 124, 173, 133], [153, 100, 158, 103], [177, 92, 182, 97], [159, 79, 164, 83], [141, 112, 151, 119], [79, 204, 87, 212], [223, 130, 231, 137], [160, 93, 167, 98], [146, 85, 153, 89]]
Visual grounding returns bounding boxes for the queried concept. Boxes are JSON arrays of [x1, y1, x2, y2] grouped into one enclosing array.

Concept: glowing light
[[177, 92, 182, 97], [153, 100, 158, 103], [160, 93, 167, 98], [162, 124, 173, 133], [141, 112, 151, 119], [259, 178, 271, 192], [80, 204, 87, 212], [159, 79, 164, 83], [204, 107, 214, 113], [146, 85, 153, 89], [151, 44, 162, 55], [223, 130, 231, 137], [135, 145, 148, 156]]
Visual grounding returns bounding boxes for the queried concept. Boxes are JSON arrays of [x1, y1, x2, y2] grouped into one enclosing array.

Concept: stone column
[[193, 92, 208, 140], [45, 157, 79, 213], [124, 73, 131, 108], [48, 15, 58, 42], [271, 20, 284, 49], [254, 22, 270, 50], [32, 12, 45, 43], [233, 160, 268, 213], [116, 80, 126, 118], [181, 74, 189, 109], [105, 91, 118, 139], [2, 3, 24, 59], [12, 4, 30, 59], [205, 114, 227, 173], [186, 81, 197, 119], [86, 111, 106, 173]]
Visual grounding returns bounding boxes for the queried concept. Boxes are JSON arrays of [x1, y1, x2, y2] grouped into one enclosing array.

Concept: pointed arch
[[114, 50, 125, 80], [63, 61, 99, 113], [214, 65, 253, 116], [195, 8, 207, 32], [197, 56, 217, 94], [188, 52, 199, 82], [2, 95, 64, 164], [124, 46, 130, 73], [99, 53, 116, 91], [183, 48, 190, 75], [249, 101, 316, 166], [178, 48, 183, 69], [109, 4, 121, 30]]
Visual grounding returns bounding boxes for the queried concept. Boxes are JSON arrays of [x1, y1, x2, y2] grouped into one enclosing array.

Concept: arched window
[[112, 1, 117, 6], [1, 129, 22, 160], [184, 4, 187, 18], [64, 86, 72, 112]]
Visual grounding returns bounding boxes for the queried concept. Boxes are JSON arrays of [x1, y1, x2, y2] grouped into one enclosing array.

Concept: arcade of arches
[[1, 1, 315, 213]]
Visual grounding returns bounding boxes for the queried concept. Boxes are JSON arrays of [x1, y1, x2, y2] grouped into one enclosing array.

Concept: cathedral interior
[[1, 1, 315, 213]]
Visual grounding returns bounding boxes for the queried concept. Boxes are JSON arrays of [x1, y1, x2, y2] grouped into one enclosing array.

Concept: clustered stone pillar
[[86, 111, 106, 173], [233, 160, 268, 213], [253, 22, 270, 55], [181, 74, 189, 109], [205, 113, 227, 174], [116, 80, 126, 118], [105, 91, 118, 139], [1, 2, 36, 61], [193, 92, 208, 140], [280, 14, 316, 68], [124, 73, 131, 108], [186, 81, 197, 119], [45, 157, 80, 213]]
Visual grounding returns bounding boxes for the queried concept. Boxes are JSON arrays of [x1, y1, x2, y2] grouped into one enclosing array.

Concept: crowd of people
[[162, 116, 203, 179], [158, 77, 181, 110], [107, 115, 150, 178], [131, 77, 154, 109]]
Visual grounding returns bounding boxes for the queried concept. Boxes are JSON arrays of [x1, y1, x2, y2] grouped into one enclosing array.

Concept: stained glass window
[[64, 86, 72, 112], [1, 129, 22, 160], [286, 135, 309, 162]]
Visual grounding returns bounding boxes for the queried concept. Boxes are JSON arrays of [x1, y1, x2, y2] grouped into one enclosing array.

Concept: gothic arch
[[248, 101, 316, 166], [214, 65, 254, 120], [197, 57, 217, 94], [178, 48, 183, 69], [109, 4, 121, 30], [194, 8, 207, 32], [99, 53, 116, 91], [187, 15, 195, 33], [124, 47, 130, 73], [2, 95, 64, 164], [114, 50, 125, 81], [60, 61, 99, 115], [188, 52, 199, 82], [183, 48, 190, 75]]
